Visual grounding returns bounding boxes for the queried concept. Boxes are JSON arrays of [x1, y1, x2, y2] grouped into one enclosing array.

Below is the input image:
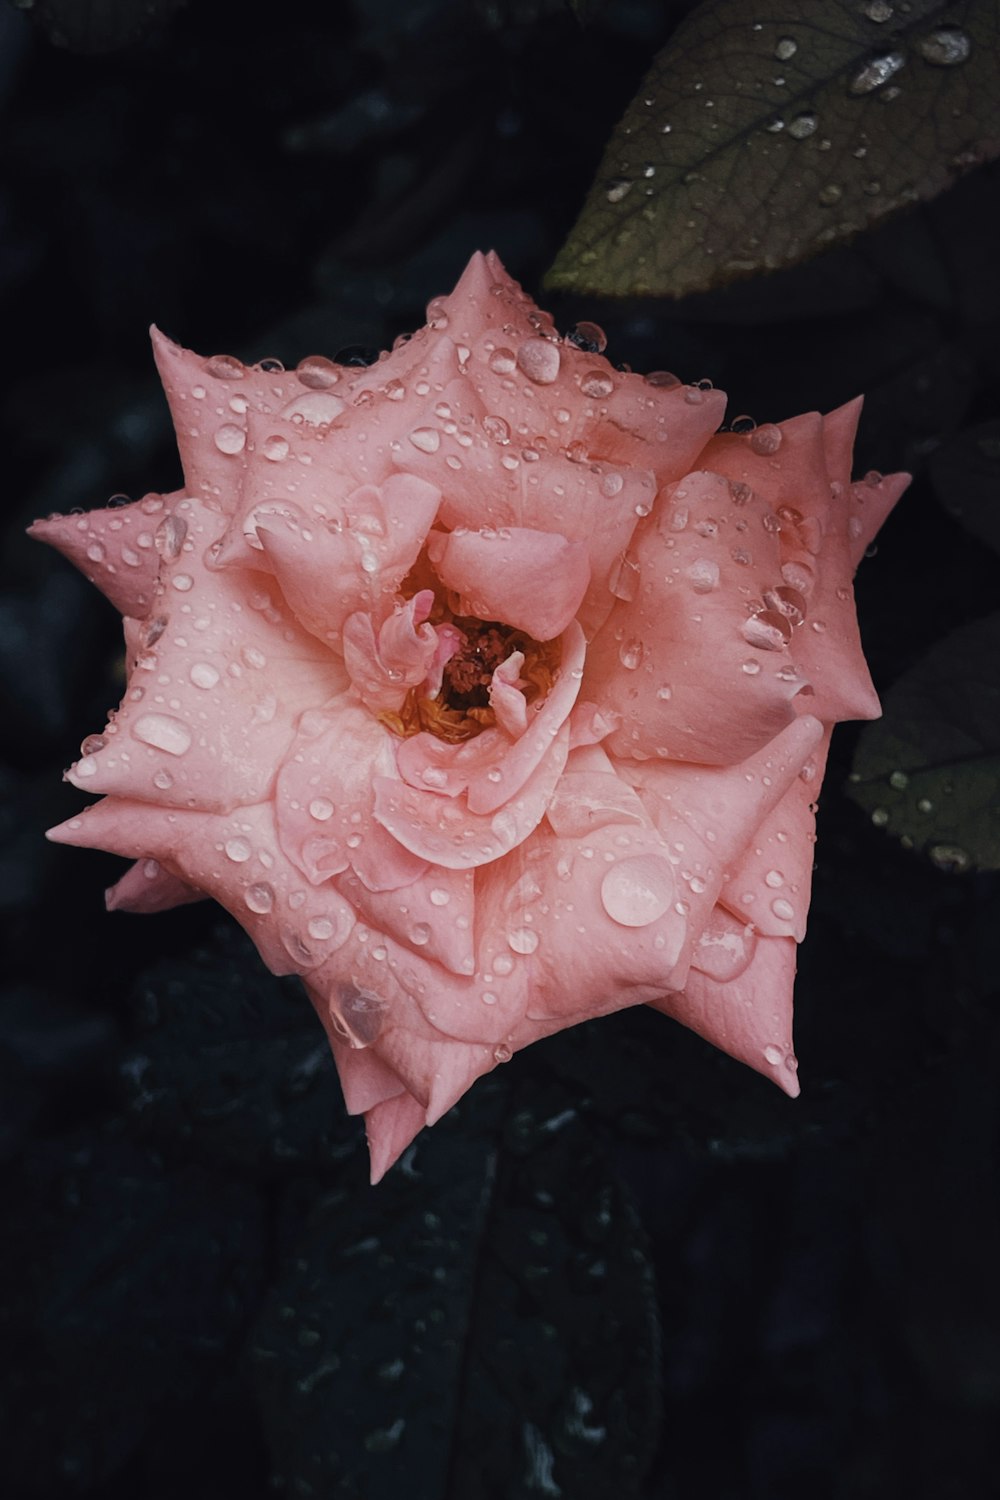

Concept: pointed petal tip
[[773, 1062, 801, 1100]]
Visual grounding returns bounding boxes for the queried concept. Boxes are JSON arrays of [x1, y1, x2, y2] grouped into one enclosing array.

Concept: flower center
[[381, 611, 560, 744]]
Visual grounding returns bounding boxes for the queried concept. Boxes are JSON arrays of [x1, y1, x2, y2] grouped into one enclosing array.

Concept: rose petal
[[104, 858, 204, 914], [428, 526, 590, 641], [651, 933, 800, 1097], [62, 499, 345, 814], [28, 492, 180, 619]]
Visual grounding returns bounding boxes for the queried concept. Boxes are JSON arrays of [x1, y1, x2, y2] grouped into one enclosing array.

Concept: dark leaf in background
[[12, 0, 187, 54], [929, 418, 1000, 557], [547, 0, 1000, 298], [0, 1131, 266, 1494], [251, 1089, 660, 1500], [849, 614, 1000, 871], [119, 925, 361, 1172]]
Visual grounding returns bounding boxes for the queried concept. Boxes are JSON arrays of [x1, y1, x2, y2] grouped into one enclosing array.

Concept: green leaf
[[849, 613, 1000, 872], [547, 0, 1000, 299], [250, 1088, 660, 1499], [929, 418, 1000, 557]]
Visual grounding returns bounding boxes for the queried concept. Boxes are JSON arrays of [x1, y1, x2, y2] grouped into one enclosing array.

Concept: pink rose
[[33, 252, 908, 1180]]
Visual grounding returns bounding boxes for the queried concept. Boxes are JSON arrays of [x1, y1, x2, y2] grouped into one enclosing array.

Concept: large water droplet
[[849, 51, 905, 93], [482, 414, 510, 445], [770, 897, 795, 921], [133, 712, 192, 756], [580, 369, 615, 399], [507, 927, 539, 955], [214, 423, 247, 455], [787, 111, 817, 139], [600, 854, 674, 927], [918, 26, 971, 66], [609, 553, 640, 601], [488, 347, 517, 375], [189, 662, 220, 689], [516, 339, 561, 385], [281, 391, 346, 424], [204, 354, 245, 380], [687, 558, 720, 594], [309, 797, 335, 821], [262, 435, 289, 462], [225, 837, 252, 862], [408, 427, 440, 454], [619, 638, 644, 670], [245, 882, 275, 914], [296, 355, 340, 389], [339, 983, 387, 1044], [155, 514, 188, 560], [741, 611, 792, 651], [750, 423, 782, 455]]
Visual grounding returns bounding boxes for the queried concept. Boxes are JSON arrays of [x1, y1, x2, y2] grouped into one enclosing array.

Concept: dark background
[[1, 2, 999, 1497]]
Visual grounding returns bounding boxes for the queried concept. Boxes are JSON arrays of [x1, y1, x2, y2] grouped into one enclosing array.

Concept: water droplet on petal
[[687, 558, 720, 594], [429, 887, 450, 907], [507, 927, 539, 955], [307, 916, 334, 940], [741, 611, 792, 651], [296, 354, 340, 389], [580, 369, 615, 399], [775, 36, 797, 60], [408, 427, 440, 454], [770, 897, 795, 921], [750, 423, 782, 455], [133, 713, 192, 756], [605, 177, 632, 203], [619, 638, 644, 670], [488, 347, 517, 375], [245, 882, 274, 914], [281, 391, 346, 424], [600, 854, 674, 928], [189, 662, 220, 689], [764, 1044, 784, 1066], [482, 414, 510, 444], [787, 111, 817, 138], [155, 514, 188, 560], [213, 423, 247, 455], [409, 923, 431, 947], [309, 797, 335, 821], [516, 339, 561, 385], [262, 435, 289, 462], [225, 837, 252, 862], [493, 1043, 513, 1063], [928, 843, 971, 873], [204, 354, 245, 380]]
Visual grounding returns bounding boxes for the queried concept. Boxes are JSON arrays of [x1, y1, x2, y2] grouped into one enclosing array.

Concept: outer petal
[[651, 933, 800, 1097], [63, 499, 345, 814], [104, 858, 204, 914], [365, 1092, 429, 1183], [48, 798, 356, 980], [28, 493, 182, 619], [586, 469, 807, 765]]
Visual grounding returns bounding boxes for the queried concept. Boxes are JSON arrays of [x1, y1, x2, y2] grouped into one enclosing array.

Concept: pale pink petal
[[848, 468, 910, 568], [319, 1029, 408, 1114], [718, 726, 831, 940], [365, 1091, 429, 1183], [428, 526, 590, 641], [585, 470, 807, 764], [372, 722, 570, 870], [28, 493, 181, 619], [104, 859, 204, 914], [150, 327, 323, 510], [62, 499, 345, 814], [651, 934, 800, 1097], [275, 702, 428, 892], [342, 591, 438, 714], [335, 863, 476, 976], [488, 652, 529, 738], [49, 797, 356, 980]]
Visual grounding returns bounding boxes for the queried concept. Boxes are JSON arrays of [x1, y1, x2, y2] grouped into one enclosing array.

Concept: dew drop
[[493, 1043, 513, 1064], [775, 36, 797, 60], [482, 991, 498, 1006], [171, 573, 194, 592], [600, 854, 674, 928], [189, 662, 220, 689], [619, 638, 644, 670], [262, 435, 289, 462], [764, 1044, 784, 1066], [580, 369, 615, 399], [770, 897, 795, 921], [741, 612, 792, 651], [488, 347, 517, 375], [849, 51, 905, 94], [687, 558, 720, 594], [482, 414, 510, 445], [429, 887, 450, 907], [408, 427, 440, 454], [517, 338, 561, 385], [307, 916, 335, 940], [750, 423, 782, 455], [204, 354, 245, 381], [605, 177, 633, 203], [862, 0, 893, 20], [225, 837, 252, 862], [214, 423, 247, 455], [928, 843, 971, 873], [787, 111, 817, 139], [918, 26, 971, 66], [764, 869, 784, 888], [741, 659, 762, 675], [155, 513, 188, 560], [133, 712, 192, 756], [244, 882, 274, 915], [410, 923, 431, 947], [492, 951, 514, 975], [507, 927, 539, 955], [296, 354, 340, 389], [281, 391, 346, 424]]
